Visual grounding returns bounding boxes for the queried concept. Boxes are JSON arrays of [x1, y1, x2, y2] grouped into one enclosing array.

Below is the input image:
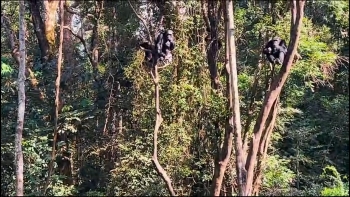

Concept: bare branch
[[151, 66, 177, 196], [128, 0, 153, 43], [63, 26, 93, 66], [244, 1, 306, 195], [103, 74, 115, 135], [43, 0, 65, 194], [200, 0, 210, 31]]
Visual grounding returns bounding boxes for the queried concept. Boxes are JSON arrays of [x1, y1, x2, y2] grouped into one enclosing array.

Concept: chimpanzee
[[205, 27, 222, 50], [139, 42, 155, 64], [263, 37, 287, 65], [155, 29, 175, 64]]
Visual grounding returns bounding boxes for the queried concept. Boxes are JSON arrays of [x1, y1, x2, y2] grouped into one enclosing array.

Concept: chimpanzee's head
[[272, 37, 280, 47], [165, 30, 174, 41]]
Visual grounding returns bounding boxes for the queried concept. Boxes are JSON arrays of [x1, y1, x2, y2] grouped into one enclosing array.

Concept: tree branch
[[151, 65, 177, 196], [43, 0, 64, 194], [243, 1, 306, 195], [15, 1, 26, 195], [1, 13, 20, 63], [63, 26, 93, 66], [200, 0, 210, 31], [252, 98, 279, 196], [128, 0, 153, 43]]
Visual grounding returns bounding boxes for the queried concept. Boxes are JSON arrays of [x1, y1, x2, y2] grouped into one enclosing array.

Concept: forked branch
[[243, 1, 306, 195]]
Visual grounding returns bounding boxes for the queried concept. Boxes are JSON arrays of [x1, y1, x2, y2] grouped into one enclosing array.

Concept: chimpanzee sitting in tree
[[155, 29, 175, 64], [263, 37, 287, 65], [139, 29, 176, 66]]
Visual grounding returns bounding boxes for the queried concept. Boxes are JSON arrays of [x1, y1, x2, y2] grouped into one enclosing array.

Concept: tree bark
[[28, 0, 50, 61], [203, 0, 222, 89], [15, 1, 26, 195], [43, 0, 59, 52], [226, 1, 246, 195], [151, 64, 177, 196], [243, 1, 306, 195], [210, 1, 244, 195], [252, 98, 279, 196], [42, 0, 65, 194]]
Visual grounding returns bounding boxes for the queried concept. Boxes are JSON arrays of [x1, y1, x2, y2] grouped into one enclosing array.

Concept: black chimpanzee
[[155, 29, 175, 64], [205, 27, 223, 50], [263, 37, 287, 65], [139, 42, 155, 64]]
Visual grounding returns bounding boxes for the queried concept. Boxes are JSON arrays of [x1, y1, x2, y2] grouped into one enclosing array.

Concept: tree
[[243, 1, 306, 195], [1, 0, 347, 196], [42, 0, 65, 194], [210, 0, 243, 195], [15, 0, 26, 195]]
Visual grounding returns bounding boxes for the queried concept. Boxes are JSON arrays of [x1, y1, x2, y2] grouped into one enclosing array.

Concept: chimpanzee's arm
[[275, 45, 287, 53], [279, 40, 288, 53], [170, 41, 175, 51], [155, 33, 164, 55], [140, 42, 152, 52]]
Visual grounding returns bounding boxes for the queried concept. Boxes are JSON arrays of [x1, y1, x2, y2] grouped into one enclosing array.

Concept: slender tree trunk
[[202, 0, 222, 89], [252, 98, 279, 195], [210, 1, 243, 195], [42, 0, 65, 194], [151, 64, 176, 196], [243, 1, 306, 195], [28, 0, 50, 61], [15, 1, 26, 196], [225, 1, 246, 195]]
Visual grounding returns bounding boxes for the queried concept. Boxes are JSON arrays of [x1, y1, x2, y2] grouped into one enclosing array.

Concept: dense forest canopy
[[1, 0, 349, 196]]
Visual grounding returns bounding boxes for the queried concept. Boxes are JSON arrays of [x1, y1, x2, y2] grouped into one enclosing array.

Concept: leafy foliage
[[1, 0, 348, 196]]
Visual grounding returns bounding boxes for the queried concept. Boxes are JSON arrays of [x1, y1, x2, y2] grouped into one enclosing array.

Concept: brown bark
[[210, 1, 244, 195], [28, 0, 50, 61], [252, 98, 279, 196], [44, 0, 59, 52], [150, 65, 176, 196], [243, 1, 306, 195], [61, 0, 74, 82], [15, 1, 26, 195], [42, 0, 65, 194]]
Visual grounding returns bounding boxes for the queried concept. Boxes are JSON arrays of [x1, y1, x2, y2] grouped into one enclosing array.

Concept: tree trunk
[[210, 1, 243, 195], [252, 98, 279, 195], [15, 1, 26, 195], [202, 0, 222, 89], [28, 0, 50, 61], [42, 0, 65, 194], [43, 0, 59, 53], [243, 1, 306, 195], [151, 64, 176, 196]]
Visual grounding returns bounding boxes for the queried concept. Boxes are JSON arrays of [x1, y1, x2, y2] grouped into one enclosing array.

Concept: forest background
[[1, 0, 349, 196]]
